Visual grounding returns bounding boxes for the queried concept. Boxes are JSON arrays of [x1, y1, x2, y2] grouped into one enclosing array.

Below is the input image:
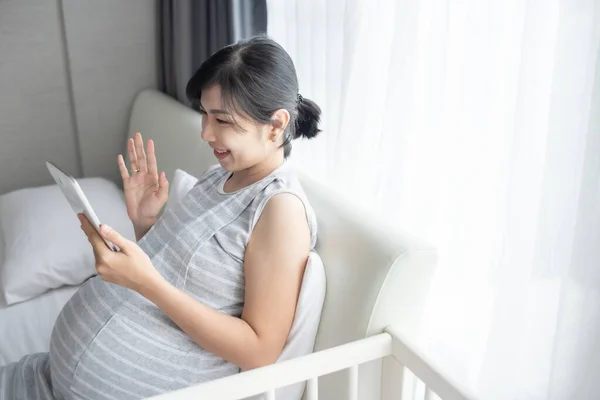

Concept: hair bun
[[295, 96, 322, 139]]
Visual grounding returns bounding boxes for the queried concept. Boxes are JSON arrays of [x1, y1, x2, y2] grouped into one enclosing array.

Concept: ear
[[269, 109, 291, 142]]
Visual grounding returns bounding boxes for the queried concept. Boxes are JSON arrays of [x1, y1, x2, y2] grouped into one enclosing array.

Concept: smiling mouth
[[213, 148, 231, 160]]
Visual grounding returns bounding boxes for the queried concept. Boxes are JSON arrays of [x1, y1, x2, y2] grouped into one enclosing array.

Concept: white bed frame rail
[[147, 326, 477, 400]]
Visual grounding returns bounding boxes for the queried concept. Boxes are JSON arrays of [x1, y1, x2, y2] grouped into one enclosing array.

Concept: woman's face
[[199, 85, 284, 172]]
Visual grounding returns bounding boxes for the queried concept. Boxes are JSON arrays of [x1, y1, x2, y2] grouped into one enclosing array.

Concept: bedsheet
[[0, 284, 80, 365]]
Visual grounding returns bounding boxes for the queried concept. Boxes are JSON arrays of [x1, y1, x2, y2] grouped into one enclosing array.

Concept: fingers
[[99, 224, 130, 253], [146, 139, 159, 178], [126, 133, 155, 177], [117, 154, 129, 181], [134, 132, 148, 173], [78, 214, 106, 253], [127, 137, 138, 173], [78, 213, 95, 237]]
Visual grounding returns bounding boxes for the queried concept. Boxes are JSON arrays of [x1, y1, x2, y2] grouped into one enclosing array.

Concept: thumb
[[99, 224, 129, 251], [158, 172, 169, 201]]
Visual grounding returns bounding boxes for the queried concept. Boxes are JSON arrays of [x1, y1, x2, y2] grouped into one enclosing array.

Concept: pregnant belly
[[48, 277, 238, 399]]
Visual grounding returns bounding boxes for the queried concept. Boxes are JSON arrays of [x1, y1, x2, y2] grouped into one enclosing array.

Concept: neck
[[227, 151, 284, 191]]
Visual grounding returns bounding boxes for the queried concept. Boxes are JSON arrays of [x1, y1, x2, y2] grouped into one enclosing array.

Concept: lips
[[213, 148, 231, 160]]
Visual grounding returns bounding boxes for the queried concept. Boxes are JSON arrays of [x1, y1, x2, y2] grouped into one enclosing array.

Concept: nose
[[201, 121, 215, 143]]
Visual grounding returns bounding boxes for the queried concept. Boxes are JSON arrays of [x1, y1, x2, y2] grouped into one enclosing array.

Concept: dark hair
[[185, 35, 321, 158]]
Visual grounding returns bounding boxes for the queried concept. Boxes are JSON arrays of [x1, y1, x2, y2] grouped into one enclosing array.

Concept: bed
[[0, 284, 79, 365], [0, 176, 135, 364], [0, 89, 477, 400]]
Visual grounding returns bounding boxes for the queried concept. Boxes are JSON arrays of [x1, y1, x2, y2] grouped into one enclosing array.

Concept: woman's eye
[[199, 109, 207, 115], [217, 119, 231, 125]]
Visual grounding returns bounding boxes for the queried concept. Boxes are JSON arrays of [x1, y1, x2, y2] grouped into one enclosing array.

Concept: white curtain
[[267, 0, 600, 399]]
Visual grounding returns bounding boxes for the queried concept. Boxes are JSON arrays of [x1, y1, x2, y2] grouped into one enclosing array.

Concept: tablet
[[46, 161, 120, 252]]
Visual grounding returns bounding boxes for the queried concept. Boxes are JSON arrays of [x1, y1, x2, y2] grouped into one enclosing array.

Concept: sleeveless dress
[[0, 161, 325, 400]]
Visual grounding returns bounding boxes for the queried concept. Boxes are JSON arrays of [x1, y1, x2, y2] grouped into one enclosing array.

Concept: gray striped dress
[[0, 161, 321, 400]]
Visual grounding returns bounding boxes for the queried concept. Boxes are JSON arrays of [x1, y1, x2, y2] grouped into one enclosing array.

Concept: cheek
[[228, 134, 269, 162]]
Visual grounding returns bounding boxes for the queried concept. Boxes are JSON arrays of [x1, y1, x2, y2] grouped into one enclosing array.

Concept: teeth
[[215, 149, 228, 154]]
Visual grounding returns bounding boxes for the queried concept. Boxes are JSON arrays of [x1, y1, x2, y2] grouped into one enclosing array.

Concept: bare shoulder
[[248, 192, 310, 258], [262, 192, 307, 222]]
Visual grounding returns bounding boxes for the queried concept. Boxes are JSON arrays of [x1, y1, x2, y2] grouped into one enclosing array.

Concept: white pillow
[[162, 168, 200, 216], [0, 178, 135, 305]]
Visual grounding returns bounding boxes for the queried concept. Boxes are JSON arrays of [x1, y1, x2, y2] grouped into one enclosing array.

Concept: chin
[[217, 157, 236, 172], [217, 158, 230, 169]]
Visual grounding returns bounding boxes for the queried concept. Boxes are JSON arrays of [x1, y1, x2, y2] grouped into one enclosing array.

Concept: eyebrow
[[210, 109, 231, 115], [198, 102, 231, 115]]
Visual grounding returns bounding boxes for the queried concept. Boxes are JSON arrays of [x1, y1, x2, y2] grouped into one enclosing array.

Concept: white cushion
[[0, 177, 135, 305], [164, 169, 199, 213]]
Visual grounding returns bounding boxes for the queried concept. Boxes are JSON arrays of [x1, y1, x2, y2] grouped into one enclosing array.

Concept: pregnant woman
[[1, 35, 325, 400]]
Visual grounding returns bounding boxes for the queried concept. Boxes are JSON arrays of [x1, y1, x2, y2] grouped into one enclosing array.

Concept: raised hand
[[118, 132, 169, 229]]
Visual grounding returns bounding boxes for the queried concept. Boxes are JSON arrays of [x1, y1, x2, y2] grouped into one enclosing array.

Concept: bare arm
[[139, 193, 310, 369]]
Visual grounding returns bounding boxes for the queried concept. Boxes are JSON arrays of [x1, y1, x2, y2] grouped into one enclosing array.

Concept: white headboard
[[126, 89, 438, 400]]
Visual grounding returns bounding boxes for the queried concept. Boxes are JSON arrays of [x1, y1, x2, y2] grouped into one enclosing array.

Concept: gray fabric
[[0, 353, 53, 400], [0, 162, 316, 399], [159, 0, 267, 103]]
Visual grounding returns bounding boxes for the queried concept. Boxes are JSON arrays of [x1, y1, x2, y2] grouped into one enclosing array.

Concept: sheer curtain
[[267, 0, 600, 399]]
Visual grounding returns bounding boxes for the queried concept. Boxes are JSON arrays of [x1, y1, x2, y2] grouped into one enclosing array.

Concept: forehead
[[199, 84, 223, 108]]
